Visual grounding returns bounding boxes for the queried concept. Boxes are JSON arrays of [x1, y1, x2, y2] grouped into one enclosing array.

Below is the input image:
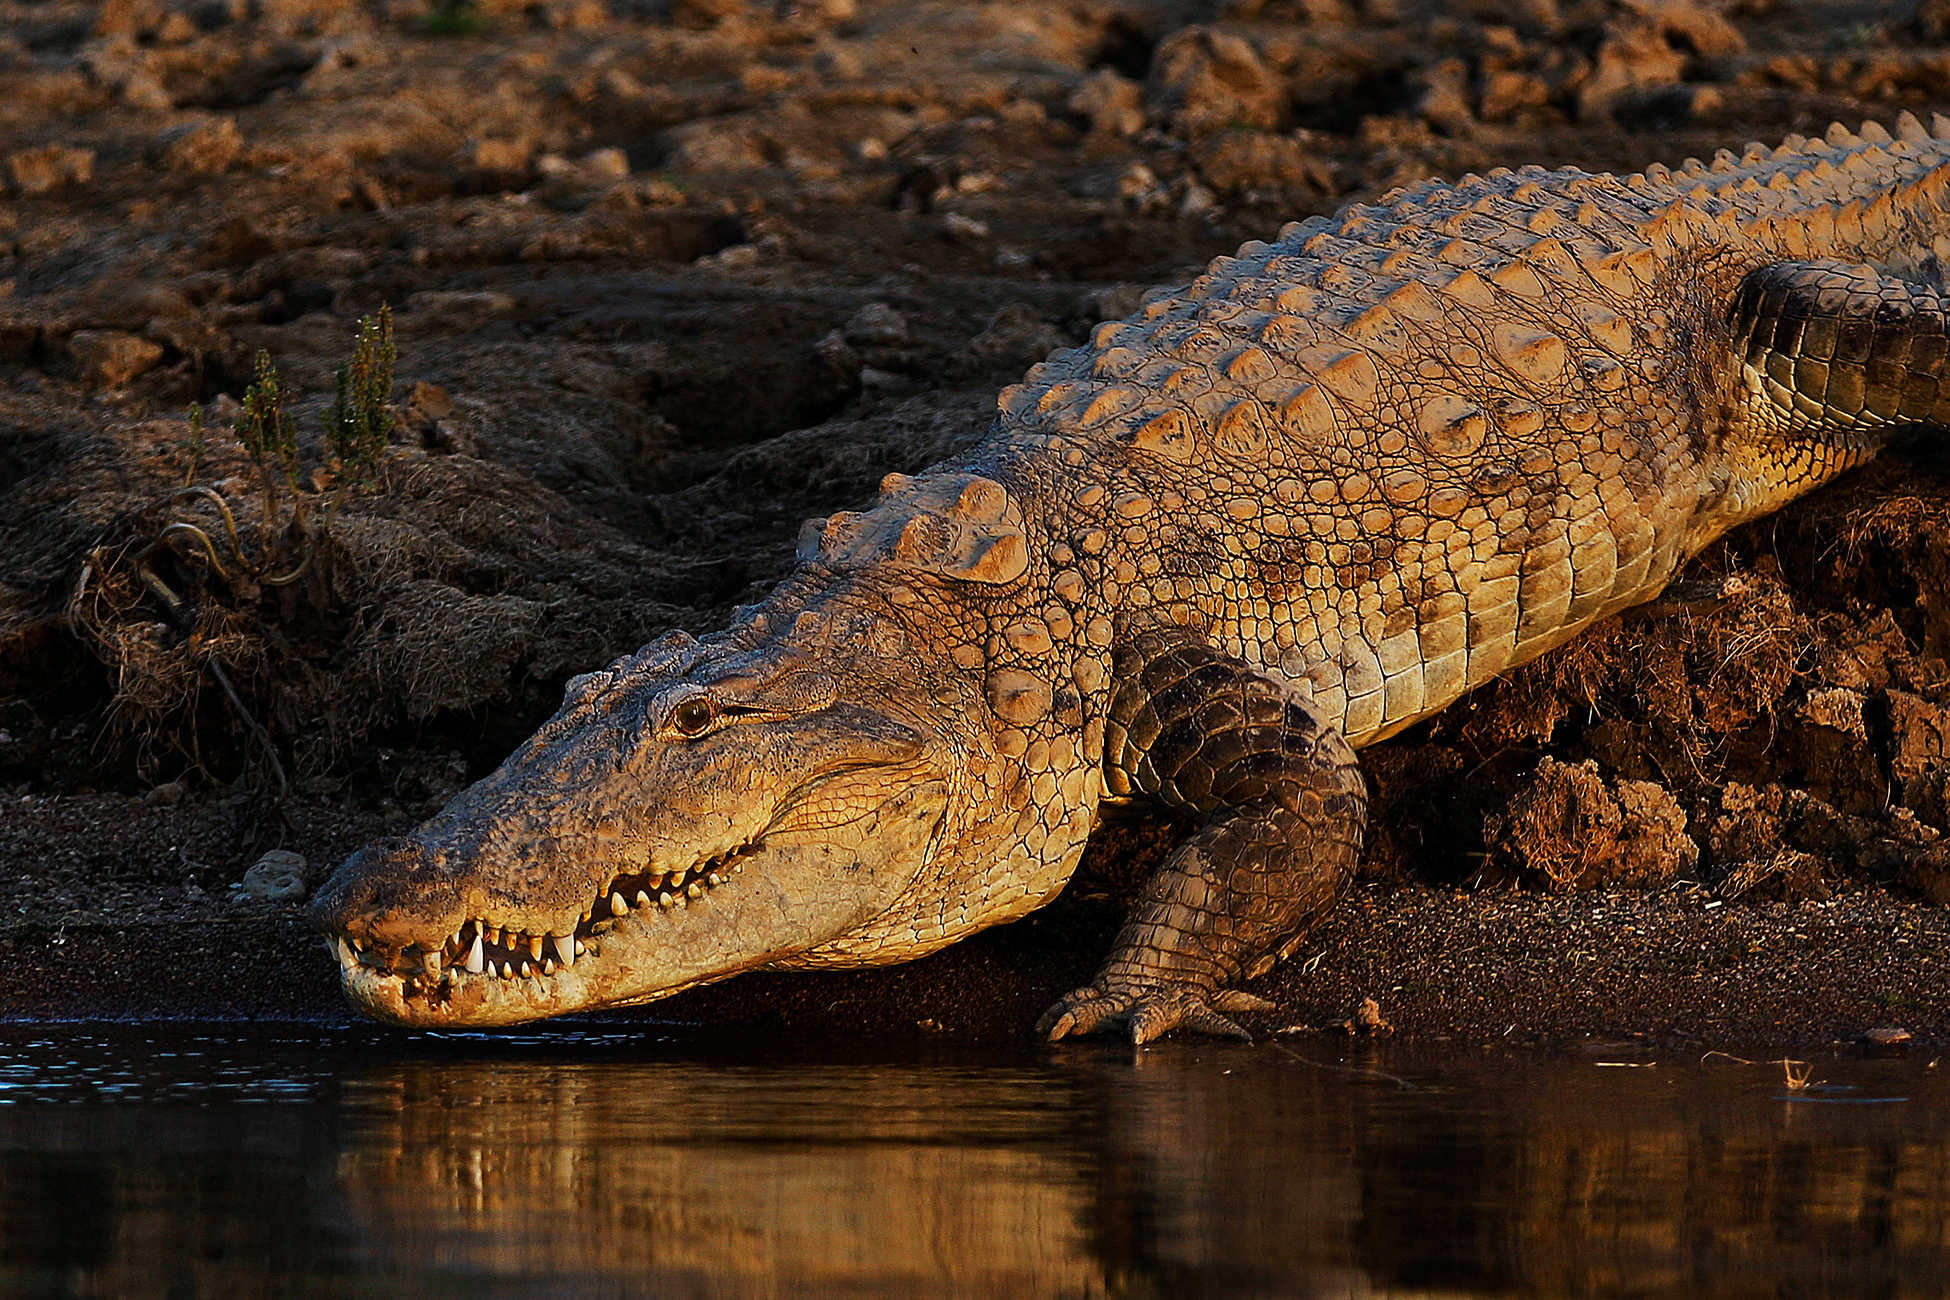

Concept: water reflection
[[0, 1028, 1941, 1297], [335, 1057, 1102, 1296]]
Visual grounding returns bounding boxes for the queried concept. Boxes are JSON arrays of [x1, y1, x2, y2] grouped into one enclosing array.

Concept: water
[[0, 1025, 1941, 1298]]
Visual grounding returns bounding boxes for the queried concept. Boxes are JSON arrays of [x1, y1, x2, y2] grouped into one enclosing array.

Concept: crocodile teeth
[[707, 872, 723, 887], [635, 890, 652, 908], [609, 892, 627, 917], [658, 892, 675, 909], [466, 933, 485, 973], [528, 935, 545, 961], [498, 962, 512, 979], [687, 882, 703, 899], [669, 869, 689, 888], [574, 938, 585, 956], [542, 958, 556, 976], [520, 961, 533, 978], [486, 926, 501, 946], [553, 933, 576, 967], [334, 937, 354, 965]]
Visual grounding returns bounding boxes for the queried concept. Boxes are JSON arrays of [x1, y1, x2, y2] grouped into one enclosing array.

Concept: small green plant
[[71, 307, 400, 790], [325, 304, 396, 526], [179, 402, 207, 487], [176, 306, 397, 586], [419, 0, 483, 37]]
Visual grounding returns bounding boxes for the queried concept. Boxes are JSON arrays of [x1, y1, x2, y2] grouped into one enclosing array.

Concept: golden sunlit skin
[[311, 116, 1950, 1042]]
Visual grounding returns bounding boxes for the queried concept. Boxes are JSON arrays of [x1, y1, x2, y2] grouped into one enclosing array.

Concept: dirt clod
[[1488, 757, 1699, 892], [66, 331, 165, 388]]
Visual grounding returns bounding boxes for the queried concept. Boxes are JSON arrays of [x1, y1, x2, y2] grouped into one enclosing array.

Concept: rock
[[1178, 182, 1219, 217], [662, 117, 771, 173], [1067, 69, 1145, 138], [532, 148, 633, 205], [1189, 129, 1332, 203], [956, 303, 1069, 375], [1913, 0, 1950, 42], [941, 212, 990, 242], [1146, 26, 1284, 139], [403, 291, 519, 329], [703, 243, 761, 269], [158, 117, 243, 175], [1487, 757, 1699, 891], [580, 148, 631, 184], [7, 145, 94, 196], [1478, 68, 1552, 122], [466, 137, 534, 173], [140, 779, 187, 807], [1576, 2, 1743, 121], [67, 330, 164, 387], [843, 302, 909, 346], [234, 850, 310, 903], [1417, 57, 1477, 135]]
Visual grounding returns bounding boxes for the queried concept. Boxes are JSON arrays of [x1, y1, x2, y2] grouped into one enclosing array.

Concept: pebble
[[233, 850, 310, 904]]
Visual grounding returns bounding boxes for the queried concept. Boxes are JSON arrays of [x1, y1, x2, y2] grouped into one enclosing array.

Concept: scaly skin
[[311, 115, 1950, 1041]]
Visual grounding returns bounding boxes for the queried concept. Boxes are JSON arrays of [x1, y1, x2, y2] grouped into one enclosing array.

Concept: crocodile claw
[[1038, 982, 1260, 1044]]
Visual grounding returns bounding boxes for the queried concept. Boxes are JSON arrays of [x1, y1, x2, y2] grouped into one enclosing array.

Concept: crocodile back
[[982, 118, 1950, 745]]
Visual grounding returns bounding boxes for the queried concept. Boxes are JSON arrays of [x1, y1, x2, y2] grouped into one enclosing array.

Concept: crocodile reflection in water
[[322, 1053, 1940, 1295], [0, 1040, 1936, 1294]]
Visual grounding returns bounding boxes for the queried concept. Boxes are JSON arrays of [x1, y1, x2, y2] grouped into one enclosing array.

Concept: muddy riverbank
[[1, 0, 1948, 1041]]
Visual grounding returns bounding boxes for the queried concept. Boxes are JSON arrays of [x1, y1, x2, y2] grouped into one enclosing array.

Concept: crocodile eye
[[671, 697, 715, 737]]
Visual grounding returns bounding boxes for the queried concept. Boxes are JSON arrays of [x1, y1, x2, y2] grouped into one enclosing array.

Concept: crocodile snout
[[307, 836, 465, 951]]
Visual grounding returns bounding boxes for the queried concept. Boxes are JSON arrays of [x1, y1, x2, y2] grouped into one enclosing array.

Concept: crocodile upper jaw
[[321, 780, 952, 1027]]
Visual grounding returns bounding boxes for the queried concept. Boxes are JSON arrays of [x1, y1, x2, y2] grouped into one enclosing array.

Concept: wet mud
[[1, 0, 1949, 1041]]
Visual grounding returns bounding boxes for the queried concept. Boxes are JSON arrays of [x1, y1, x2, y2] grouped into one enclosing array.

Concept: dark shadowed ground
[[2, 0, 1949, 1046]]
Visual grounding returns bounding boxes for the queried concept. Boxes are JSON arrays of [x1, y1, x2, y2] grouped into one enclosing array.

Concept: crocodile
[[311, 116, 1950, 1042]]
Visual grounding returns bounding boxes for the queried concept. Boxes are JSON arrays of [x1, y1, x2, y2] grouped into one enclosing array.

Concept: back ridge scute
[[991, 117, 1950, 503]]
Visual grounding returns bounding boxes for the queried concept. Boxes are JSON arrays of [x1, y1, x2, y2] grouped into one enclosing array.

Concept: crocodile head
[[308, 594, 987, 1027]]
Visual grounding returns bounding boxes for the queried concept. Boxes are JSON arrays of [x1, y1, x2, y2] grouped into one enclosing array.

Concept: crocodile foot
[[1037, 982, 1278, 1044]]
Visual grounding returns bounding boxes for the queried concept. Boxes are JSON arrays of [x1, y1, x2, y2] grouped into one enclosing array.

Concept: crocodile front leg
[[1040, 625, 1369, 1043]]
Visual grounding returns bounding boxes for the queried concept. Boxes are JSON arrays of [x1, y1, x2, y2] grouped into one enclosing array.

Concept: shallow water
[[0, 1025, 1942, 1298]]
